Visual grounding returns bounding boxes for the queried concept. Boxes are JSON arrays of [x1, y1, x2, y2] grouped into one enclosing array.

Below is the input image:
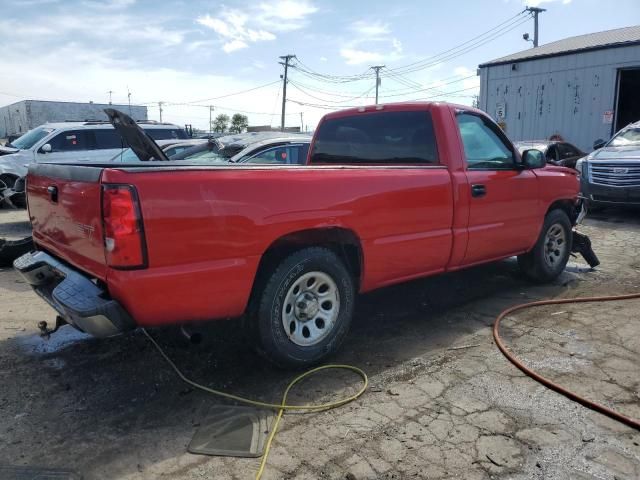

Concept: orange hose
[[493, 292, 640, 430]]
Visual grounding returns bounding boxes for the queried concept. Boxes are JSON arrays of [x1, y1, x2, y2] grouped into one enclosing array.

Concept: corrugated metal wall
[[0, 101, 147, 137], [479, 44, 640, 152]]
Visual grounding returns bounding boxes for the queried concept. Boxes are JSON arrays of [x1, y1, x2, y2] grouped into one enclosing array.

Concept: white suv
[[0, 120, 188, 182]]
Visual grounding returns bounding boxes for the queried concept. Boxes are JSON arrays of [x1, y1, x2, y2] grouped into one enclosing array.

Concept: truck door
[[456, 112, 540, 265]]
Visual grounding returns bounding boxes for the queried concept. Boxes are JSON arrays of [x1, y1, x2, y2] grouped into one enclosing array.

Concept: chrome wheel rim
[[544, 223, 567, 268], [282, 271, 340, 347]]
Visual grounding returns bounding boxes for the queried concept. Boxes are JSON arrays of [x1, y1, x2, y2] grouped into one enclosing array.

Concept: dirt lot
[[0, 209, 639, 479]]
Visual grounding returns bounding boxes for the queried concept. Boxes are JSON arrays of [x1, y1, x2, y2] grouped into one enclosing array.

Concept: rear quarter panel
[[102, 166, 453, 326]]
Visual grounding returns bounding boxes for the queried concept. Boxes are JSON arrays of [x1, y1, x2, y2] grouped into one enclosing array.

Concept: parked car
[[514, 140, 585, 169], [110, 139, 207, 162], [15, 104, 588, 368], [0, 120, 188, 208], [577, 120, 640, 209], [172, 132, 311, 164]]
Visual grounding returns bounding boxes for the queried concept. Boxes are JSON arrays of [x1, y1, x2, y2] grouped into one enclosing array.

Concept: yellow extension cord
[[142, 329, 368, 480]]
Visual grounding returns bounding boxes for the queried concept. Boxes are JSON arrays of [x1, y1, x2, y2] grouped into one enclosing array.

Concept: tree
[[212, 113, 229, 133], [229, 113, 249, 133]]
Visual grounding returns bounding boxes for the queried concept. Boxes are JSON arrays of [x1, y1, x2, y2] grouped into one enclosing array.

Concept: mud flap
[[571, 231, 600, 268]]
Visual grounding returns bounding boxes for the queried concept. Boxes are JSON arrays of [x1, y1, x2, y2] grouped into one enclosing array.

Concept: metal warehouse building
[[478, 25, 640, 152], [0, 100, 147, 138]]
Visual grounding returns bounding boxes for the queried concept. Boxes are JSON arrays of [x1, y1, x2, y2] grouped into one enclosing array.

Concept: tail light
[[102, 184, 147, 269]]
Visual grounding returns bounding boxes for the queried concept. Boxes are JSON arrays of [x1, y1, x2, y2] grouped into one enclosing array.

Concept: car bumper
[[13, 251, 135, 337], [580, 182, 640, 206]]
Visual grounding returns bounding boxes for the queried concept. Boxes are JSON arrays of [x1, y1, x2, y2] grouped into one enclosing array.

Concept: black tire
[[518, 209, 572, 283], [251, 247, 355, 369], [0, 174, 26, 209]]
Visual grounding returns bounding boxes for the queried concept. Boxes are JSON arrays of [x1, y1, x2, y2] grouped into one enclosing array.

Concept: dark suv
[[577, 121, 640, 209]]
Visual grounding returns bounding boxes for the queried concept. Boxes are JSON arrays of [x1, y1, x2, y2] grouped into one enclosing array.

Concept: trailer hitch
[[37, 316, 67, 339]]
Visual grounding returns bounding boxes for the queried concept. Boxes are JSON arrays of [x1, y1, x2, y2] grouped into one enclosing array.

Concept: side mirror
[[522, 149, 545, 169], [593, 139, 606, 150], [39, 143, 52, 154]]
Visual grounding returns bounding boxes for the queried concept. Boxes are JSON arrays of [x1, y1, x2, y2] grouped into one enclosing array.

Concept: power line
[[288, 81, 374, 104], [288, 10, 528, 84]]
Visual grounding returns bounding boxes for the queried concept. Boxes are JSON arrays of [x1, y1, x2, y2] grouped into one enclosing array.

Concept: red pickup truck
[[15, 103, 587, 368]]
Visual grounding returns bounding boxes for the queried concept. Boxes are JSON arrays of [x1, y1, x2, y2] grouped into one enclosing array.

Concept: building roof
[[480, 25, 640, 67]]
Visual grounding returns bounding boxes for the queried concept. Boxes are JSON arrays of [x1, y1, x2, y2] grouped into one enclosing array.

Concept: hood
[[0, 152, 30, 177], [104, 108, 168, 161], [0, 145, 19, 156], [589, 145, 640, 161]]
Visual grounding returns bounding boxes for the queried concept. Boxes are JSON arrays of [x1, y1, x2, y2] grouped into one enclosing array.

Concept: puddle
[[15, 326, 91, 355]]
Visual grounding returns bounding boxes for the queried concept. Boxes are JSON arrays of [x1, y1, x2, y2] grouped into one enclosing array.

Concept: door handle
[[471, 184, 486, 198], [47, 185, 58, 203]]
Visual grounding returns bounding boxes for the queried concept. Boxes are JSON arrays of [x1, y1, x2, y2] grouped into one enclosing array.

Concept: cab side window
[[456, 113, 515, 170], [48, 130, 93, 152]]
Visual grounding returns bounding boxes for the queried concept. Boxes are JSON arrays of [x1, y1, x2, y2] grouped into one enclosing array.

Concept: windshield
[[9, 127, 55, 149], [609, 127, 640, 147], [171, 141, 229, 163]]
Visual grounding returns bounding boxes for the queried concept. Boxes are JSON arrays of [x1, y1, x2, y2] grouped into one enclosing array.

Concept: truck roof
[[319, 101, 482, 121]]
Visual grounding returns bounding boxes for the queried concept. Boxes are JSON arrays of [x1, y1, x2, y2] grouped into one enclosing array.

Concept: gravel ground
[[0, 209, 638, 479]]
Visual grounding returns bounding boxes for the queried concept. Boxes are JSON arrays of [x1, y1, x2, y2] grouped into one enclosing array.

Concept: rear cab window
[[311, 110, 439, 165]]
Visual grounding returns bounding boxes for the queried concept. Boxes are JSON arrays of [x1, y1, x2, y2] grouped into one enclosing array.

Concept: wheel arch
[[249, 227, 364, 308], [546, 199, 578, 225]]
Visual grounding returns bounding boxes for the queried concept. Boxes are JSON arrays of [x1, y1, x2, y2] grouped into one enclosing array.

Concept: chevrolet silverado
[[15, 103, 587, 367]]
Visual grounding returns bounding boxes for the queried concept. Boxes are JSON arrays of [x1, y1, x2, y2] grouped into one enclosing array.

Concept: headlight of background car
[[575, 159, 584, 179]]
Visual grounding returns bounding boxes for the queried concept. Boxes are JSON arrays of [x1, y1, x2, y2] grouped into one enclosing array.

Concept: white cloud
[[82, 0, 135, 9], [339, 19, 403, 65], [196, 1, 317, 52], [223, 39, 249, 53], [350, 20, 390, 37], [319, 56, 328, 62], [340, 48, 384, 65], [523, 0, 571, 5]]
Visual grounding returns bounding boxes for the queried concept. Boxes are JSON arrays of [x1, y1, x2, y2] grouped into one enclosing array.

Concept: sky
[[0, 0, 638, 131]]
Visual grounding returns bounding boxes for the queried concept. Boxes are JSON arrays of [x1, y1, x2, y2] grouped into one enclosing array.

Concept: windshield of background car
[[609, 127, 640, 147], [10, 127, 55, 149], [110, 148, 142, 162], [173, 142, 229, 163]]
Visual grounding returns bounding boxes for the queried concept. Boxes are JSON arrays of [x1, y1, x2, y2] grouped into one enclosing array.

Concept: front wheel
[[252, 247, 355, 369], [518, 209, 572, 283]]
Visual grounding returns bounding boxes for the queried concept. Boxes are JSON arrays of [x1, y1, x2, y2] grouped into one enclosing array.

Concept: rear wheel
[[252, 247, 355, 369], [518, 209, 572, 283]]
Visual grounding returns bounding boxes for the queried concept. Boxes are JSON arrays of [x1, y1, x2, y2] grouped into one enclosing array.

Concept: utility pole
[[158, 101, 164, 122], [107, 90, 113, 104], [127, 87, 132, 115], [371, 65, 385, 104], [525, 6, 546, 47], [279, 54, 296, 131], [209, 105, 214, 134], [300, 112, 304, 132]]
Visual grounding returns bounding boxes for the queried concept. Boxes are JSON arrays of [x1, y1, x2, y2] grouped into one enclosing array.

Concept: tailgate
[[27, 164, 108, 280]]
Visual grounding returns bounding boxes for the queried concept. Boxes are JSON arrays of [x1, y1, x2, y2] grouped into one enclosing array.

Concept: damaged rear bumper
[[13, 251, 135, 337]]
